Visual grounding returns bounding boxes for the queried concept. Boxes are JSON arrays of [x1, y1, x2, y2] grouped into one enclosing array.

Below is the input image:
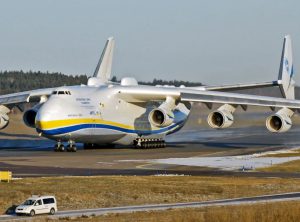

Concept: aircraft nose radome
[[35, 111, 53, 131], [35, 104, 59, 130]]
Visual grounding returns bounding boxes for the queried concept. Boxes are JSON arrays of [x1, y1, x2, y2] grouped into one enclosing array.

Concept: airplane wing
[[117, 35, 295, 110], [199, 81, 278, 92], [0, 88, 54, 105], [192, 35, 294, 98], [116, 85, 300, 110]]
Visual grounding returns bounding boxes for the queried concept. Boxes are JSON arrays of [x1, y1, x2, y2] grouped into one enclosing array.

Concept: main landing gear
[[134, 138, 166, 149], [54, 142, 65, 152], [66, 142, 77, 152], [54, 141, 77, 152]]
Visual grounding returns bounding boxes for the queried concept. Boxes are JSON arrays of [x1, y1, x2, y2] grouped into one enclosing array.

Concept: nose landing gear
[[54, 141, 77, 152]]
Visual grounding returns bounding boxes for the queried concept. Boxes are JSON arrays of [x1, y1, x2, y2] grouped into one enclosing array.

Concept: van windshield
[[23, 199, 35, 205]]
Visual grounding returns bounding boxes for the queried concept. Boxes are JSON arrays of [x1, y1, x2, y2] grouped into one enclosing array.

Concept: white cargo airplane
[[0, 36, 298, 152]]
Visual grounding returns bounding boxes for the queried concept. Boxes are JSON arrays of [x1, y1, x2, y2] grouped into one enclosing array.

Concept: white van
[[15, 195, 57, 216]]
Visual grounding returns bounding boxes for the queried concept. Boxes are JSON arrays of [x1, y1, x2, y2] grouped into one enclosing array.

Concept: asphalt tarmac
[[1, 123, 300, 177]]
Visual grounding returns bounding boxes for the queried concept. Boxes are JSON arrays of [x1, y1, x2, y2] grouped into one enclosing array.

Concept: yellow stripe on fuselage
[[35, 118, 135, 130]]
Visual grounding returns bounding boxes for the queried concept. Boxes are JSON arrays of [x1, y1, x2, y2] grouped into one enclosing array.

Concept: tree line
[[0, 71, 203, 94], [0, 71, 87, 94]]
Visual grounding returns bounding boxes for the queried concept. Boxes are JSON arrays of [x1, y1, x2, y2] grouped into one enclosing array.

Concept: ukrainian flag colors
[[36, 118, 182, 135]]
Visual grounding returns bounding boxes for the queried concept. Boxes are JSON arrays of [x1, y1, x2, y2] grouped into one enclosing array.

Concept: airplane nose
[[35, 111, 53, 131], [35, 100, 62, 133]]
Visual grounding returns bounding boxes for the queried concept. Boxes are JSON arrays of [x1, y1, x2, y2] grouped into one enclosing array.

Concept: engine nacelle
[[0, 105, 10, 130], [23, 104, 43, 128], [207, 104, 236, 129], [207, 109, 234, 129], [149, 108, 174, 127], [266, 108, 293, 133], [23, 109, 38, 128], [0, 113, 9, 129]]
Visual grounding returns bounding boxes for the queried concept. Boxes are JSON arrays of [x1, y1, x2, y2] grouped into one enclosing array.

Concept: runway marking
[[136, 163, 158, 169]]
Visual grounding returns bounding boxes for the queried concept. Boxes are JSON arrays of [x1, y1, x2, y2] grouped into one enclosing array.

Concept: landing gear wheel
[[71, 146, 77, 152], [54, 144, 59, 152], [134, 139, 166, 149], [67, 144, 77, 152], [54, 144, 65, 152]]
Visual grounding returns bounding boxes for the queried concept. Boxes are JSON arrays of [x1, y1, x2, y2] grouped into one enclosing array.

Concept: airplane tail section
[[278, 35, 295, 99], [93, 37, 115, 82]]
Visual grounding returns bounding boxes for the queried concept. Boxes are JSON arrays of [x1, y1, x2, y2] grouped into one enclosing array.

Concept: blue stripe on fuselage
[[38, 121, 185, 136]]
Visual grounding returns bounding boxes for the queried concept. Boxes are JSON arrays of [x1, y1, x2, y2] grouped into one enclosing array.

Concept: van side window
[[35, 199, 42, 206], [43, 198, 55, 204]]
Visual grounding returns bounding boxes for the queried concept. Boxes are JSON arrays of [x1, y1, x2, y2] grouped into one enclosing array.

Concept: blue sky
[[0, 0, 299, 85]]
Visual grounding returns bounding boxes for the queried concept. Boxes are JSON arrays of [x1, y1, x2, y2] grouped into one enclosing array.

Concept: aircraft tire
[[60, 145, 65, 152], [72, 146, 77, 152]]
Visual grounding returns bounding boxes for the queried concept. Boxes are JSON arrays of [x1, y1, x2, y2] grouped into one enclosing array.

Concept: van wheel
[[50, 208, 55, 215], [29, 210, 35, 216]]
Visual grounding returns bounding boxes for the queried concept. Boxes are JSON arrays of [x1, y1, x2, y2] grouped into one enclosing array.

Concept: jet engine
[[266, 108, 294, 133], [0, 105, 10, 130], [149, 108, 174, 127], [23, 104, 42, 128], [0, 113, 9, 129], [148, 96, 177, 127], [207, 104, 235, 129]]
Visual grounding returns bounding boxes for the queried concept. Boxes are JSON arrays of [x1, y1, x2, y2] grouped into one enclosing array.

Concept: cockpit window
[[52, 91, 71, 95]]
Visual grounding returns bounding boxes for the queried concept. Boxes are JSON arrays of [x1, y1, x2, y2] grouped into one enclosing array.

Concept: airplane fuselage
[[35, 85, 191, 145]]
